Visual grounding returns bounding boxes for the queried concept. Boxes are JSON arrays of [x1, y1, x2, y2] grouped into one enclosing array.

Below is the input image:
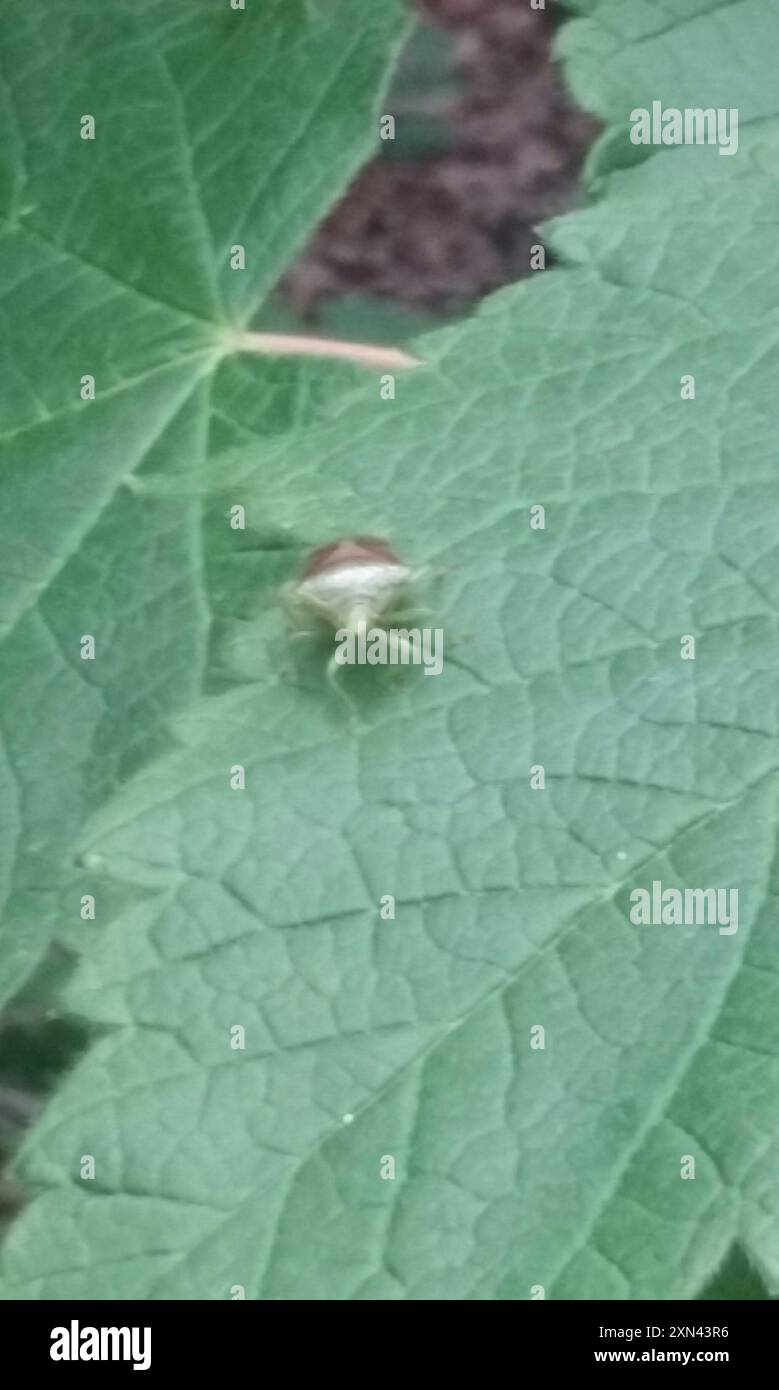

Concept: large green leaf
[[0, 0, 409, 1002], [2, 0, 779, 1299]]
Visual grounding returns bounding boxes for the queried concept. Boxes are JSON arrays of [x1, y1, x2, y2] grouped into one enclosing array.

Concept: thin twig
[[229, 330, 422, 371]]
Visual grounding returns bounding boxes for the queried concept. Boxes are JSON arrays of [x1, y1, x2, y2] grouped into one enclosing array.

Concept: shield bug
[[285, 535, 426, 694]]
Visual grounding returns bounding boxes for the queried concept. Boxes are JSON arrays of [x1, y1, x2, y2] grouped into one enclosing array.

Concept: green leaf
[[2, 0, 779, 1300], [0, 0, 409, 1004]]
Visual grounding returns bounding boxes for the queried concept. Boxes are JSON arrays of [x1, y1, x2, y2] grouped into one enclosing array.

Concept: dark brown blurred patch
[[283, 0, 598, 316]]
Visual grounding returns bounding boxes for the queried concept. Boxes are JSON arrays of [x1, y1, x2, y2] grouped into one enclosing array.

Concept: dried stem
[[229, 330, 421, 371]]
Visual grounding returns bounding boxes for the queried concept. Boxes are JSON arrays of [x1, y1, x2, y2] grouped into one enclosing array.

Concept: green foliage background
[[0, 0, 778, 1299]]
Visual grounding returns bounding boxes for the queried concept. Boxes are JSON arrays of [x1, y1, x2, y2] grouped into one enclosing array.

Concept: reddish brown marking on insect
[[301, 536, 402, 578]]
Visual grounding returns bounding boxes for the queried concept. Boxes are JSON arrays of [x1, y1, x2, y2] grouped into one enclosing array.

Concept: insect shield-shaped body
[[297, 537, 411, 630], [286, 536, 421, 695]]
